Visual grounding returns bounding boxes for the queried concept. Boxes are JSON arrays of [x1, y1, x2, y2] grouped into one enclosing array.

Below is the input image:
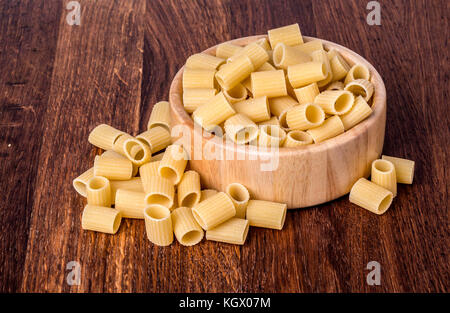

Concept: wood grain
[[0, 0, 447, 293]]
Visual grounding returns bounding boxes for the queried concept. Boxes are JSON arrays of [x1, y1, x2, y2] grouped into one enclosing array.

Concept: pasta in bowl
[[169, 26, 386, 209]]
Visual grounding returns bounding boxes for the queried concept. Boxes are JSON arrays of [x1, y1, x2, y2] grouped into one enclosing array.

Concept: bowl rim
[[169, 35, 386, 157]]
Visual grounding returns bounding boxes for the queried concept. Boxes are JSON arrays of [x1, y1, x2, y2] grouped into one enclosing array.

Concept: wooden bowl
[[169, 35, 386, 209]]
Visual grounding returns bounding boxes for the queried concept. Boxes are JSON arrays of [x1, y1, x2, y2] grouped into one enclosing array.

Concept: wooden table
[[0, 0, 448, 293]]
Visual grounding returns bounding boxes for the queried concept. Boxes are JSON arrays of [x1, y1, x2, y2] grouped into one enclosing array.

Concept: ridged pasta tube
[[115, 189, 147, 219], [251, 69, 287, 98], [339, 96, 372, 130], [192, 92, 235, 132], [182, 68, 216, 89], [228, 42, 269, 69], [307, 115, 345, 143], [200, 189, 218, 202], [94, 154, 133, 180], [185, 53, 225, 70], [233, 96, 270, 123], [273, 43, 311, 69], [344, 79, 374, 102], [143, 175, 175, 208], [206, 218, 249, 245], [81, 205, 122, 234], [183, 88, 217, 113], [287, 61, 327, 88], [87, 176, 111, 207], [268, 23, 303, 48], [294, 83, 320, 105], [158, 145, 189, 184], [73, 167, 94, 197], [283, 130, 313, 147], [286, 103, 325, 130], [123, 137, 152, 166], [110, 177, 143, 205], [226, 183, 250, 219], [268, 95, 298, 117], [136, 126, 171, 154], [215, 54, 254, 90], [177, 170, 201, 208], [258, 125, 287, 147], [330, 54, 351, 81], [171, 207, 204, 246], [246, 200, 287, 230], [371, 159, 397, 197], [344, 64, 370, 85], [314, 90, 354, 115], [311, 50, 333, 87], [88, 124, 124, 150], [223, 84, 248, 104], [382, 155, 415, 184], [224, 114, 258, 145], [215, 42, 243, 59], [192, 192, 236, 230], [148, 101, 171, 131], [349, 178, 393, 215], [293, 40, 324, 54], [144, 204, 173, 246]]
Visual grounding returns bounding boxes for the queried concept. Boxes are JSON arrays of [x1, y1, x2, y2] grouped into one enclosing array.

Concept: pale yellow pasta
[[311, 50, 333, 87], [344, 64, 370, 85], [112, 133, 133, 156], [381, 155, 415, 184], [183, 88, 217, 113], [372, 159, 397, 197], [293, 39, 324, 54], [94, 154, 133, 180], [115, 189, 147, 219], [233, 96, 270, 123], [226, 183, 250, 219], [81, 205, 122, 234], [286, 103, 325, 130], [278, 109, 290, 129], [327, 48, 339, 60], [256, 37, 271, 51], [223, 83, 248, 104], [268, 23, 303, 48], [143, 175, 175, 208], [73, 167, 94, 197], [158, 144, 189, 184], [349, 178, 393, 215], [246, 200, 287, 230], [283, 130, 313, 147], [192, 192, 236, 230], [224, 114, 258, 145], [140, 160, 161, 186], [273, 43, 311, 69], [229, 42, 269, 69], [258, 116, 280, 127], [330, 54, 351, 81], [136, 126, 171, 154], [314, 90, 354, 115], [200, 189, 218, 202], [326, 81, 345, 91], [266, 50, 274, 65], [344, 79, 374, 101], [215, 54, 254, 90], [151, 151, 165, 162], [339, 96, 373, 130], [182, 68, 216, 90], [256, 62, 277, 71], [185, 53, 225, 70], [294, 82, 320, 105], [206, 218, 249, 245], [169, 192, 178, 212], [307, 115, 345, 143], [110, 177, 143, 205], [251, 69, 287, 98], [147, 101, 171, 131], [144, 204, 173, 246], [177, 170, 201, 208], [287, 61, 326, 88], [123, 137, 152, 166], [88, 124, 124, 150], [268, 95, 298, 117], [101, 150, 138, 176], [192, 92, 236, 131], [171, 207, 204, 246], [258, 125, 287, 147], [87, 176, 111, 207], [216, 42, 243, 59]]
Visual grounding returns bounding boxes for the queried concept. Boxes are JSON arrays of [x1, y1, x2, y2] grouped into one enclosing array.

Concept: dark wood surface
[[0, 0, 448, 292]]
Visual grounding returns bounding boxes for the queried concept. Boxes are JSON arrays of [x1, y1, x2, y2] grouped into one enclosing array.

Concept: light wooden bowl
[[169, 35, 386, 209]]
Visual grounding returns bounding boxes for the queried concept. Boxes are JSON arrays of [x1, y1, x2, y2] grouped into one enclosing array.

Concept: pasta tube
[[287, 61, 326, 88], [151, 151, 165, 162], [286, 103, 325, 130], [206, 218, 249, 245], [110, 177, 143, 205], [88, 124, 124, 150], [123, 137, 152, 166], [223, 83, 248, 104], [144, 204, 173, 246], [200, 189, 218, 202], [326, 81, 345, 91], [294, 83, 320, 105], [136, 126, 171, 154], [143, 175, 175, 208], [258, 116, 280, 127], [215, 54, 254, 90], [101, 150, 138, 177], [256, 37, 271, 51], [311, 50, 333, 87], [349, 178, 393, 215], [344, 79, 374, 102], [182, 68, 216, 89], [339, 96, 373, 130], [229, 42, 269, 69], [268, 23, 303, 48], [94, 154, 133, 180], [224, 114, 258, 145], [87, 176, 111, 207], [313, 90, 354, 115], [183, 88, 217, 113], [330, 54, 351, 81], [268, 96, 298, 117], [293, 39, 324, 54], [148, 101, 171, 131], [371, 159, 397, 197], [273, 43, 311, 69], [344, 64, 370, 85], [171, 207, 204, 246], [81, 205, 122, 234], [192, 192, 236, 230], [177, 170, 201, 208], [112, 133, 134, 156], [233, 96, 270, 123], [192, 92, 235, 131], [381, 155, 415, 184], [283, 130, 313, 147], [185, 53, 225, 70], [140, 161, 161, 186], [216, 42, 243, 59], [246, 200, 287, 230], [258, 125, 287, 147], [115, 189, 147, 219], [158, 145, 189, 184], [226, 183, 250, 219], [251, 69, 287, 98], [73, 167, 94, 197], [307, 115, 344, 143]]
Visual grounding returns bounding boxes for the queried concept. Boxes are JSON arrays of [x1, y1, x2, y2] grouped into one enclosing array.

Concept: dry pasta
[[94, 154, 133, 180], [283, 130, 313, 147], [287, 61, 327, 88], [224, 114, 259, 145], [326, 81, 345, 91], [86, 176, 111, 207], [143, 175, 175, 208], [206, 218, 249, 245], [88, 124, 124, 150], [73, 167, 94, 197], [192, 192, 236, 230], [330, 53, 351, 81], [215, 54, 254, 90], [349, 178, 393, 215], [123, 137, 152, 165], [158, 145, 189, 184], [110, 177, 143, 205], [268, 23, 303, 48], [171, 207, 204, 246], [226, 183, 250, 219], [344, 78, 374, 102], [307, 115, 344, 143], [223, 83, 248, 104], [258, 116, 280, 127], [148, 101, 171, 131], [311, 50, 333, 87], [182, 68, 216, 90], [251, 69, 287, 98], [371, 159, 397, 197], [313, 90, 354, 115], [112, 133, 134, 156], [344, 64, 370, 85], [216, 42, 243, 59], [256, 37, 271, 51], [177, 170, 201, 208], [273, 43, 311, 69], [286, 103, 325, 130], [81, 205, 122, 234], [268, 95, 298, 117], [200, 189, 218, 202], [381, 155, 415, 184], [136, 126, 171, 154], [339, 96, 372, 130], [183, 88, 217, 113], [294, 82, 320, 105], [144, 204, 173, 246], [185, 53, 225, 70], [233, 96, 270, 123], [246, 200, 287, 230], [115, 189, 147, 219], [258, 125, 287, 147], [293, 39, 324, 54], [229, 42, 269, 69], [192, 92, 235, 131]]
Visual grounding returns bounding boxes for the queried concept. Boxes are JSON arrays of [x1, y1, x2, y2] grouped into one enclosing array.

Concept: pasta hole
[[181, 230, 203, 246], [145, 205, 170, 220], [236, 127, 257, 143], [289, 131, 311, 143], [112, 213, 121, 233], [146, 194, 171, 208], [353, 65, 370, 80], [305, 105, 324, 124], [192, 209, 206, 229], [181, 193, 199, 208], [73, 181, 87, 196], [378, 194, 393, 214], [334, 93, 353, 113], [225, 84, 247, 99], [373, 160, 394, 173], [227, 184, 249, 203], [346, 85, 367, 98], [160, 167, 178, 184], [279, 111, 289, 128], [273, 44, 285, 66], [88, 177, 108, 190]]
